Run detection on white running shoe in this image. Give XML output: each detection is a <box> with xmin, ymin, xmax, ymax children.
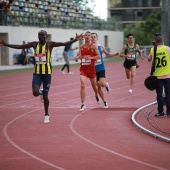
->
<box><xmin>129</xmin><ymin>89</ymin><xmax>133</xmax><ymax>94</ymax></box>
<box><xmin>39</xmin><ymin>89</ymin><xmax>44</xmax><ymax>103</ymax></box>
<box><xmin>106</xmin><ymin>82</ymin><xmax>110</xmax><ymax>94</ymax></box>
<box><xmin>80</xmin><ymin>105</ymin><xmax>86</xmax><ymax>111</ymax></box>
<box><xmin>68</xmin><ymin>72</ymin><xmax>74</xmax><ymax>75</ymax></box>
<box><xmin>61</xmin><ymin>70</ymin><xmax>66</xmax><ymax>74</ymax></box>
<box><xmin>44</xmin><ymin>115</ymin><xmax>50</xmax><ymax>123</ymax></box>
<box><xmin>104</xmin><ymin>102</ymin><xmax>108</xmax><ymax>108</ymax></box>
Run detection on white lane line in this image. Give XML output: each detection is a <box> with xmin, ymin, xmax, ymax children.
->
<box><xmin>0</xmin><ymin>69</ymin><xmax>145</xmax><ymax>98</ymax></box>
<box><xmin>0</xmin><ymin>78</ymin><xmax>147</xmax><ymax>108</ymax></box>
<box><xmin>2</xmin><ymin>63</ymin><xmax>153</xmax><ymax>169</ymax></box>
<box><xmin>3</xmin><ymin>108</ymin><xmax>66</xmax><ymax>170</ymax></box>
<box><xmin>2</xmin><ymin>88</ymin><xmax>141</xmax><ymax>170</ymax></box>
<box><xmin>70</xmin><ymin>113</ymin><xmax>167</xmax><ymax>170</ymax></box>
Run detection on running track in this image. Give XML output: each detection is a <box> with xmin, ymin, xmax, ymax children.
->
<box><xmin>0</xmin><ymin>60</ymin><xmax>170</xmax><ymax>170</ymax></box>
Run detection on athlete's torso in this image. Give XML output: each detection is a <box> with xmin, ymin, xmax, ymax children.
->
<box><xmin>80</xmin><ymin>43</ymin><xmax>96</xmax><ymax>70</ymax></box>
<box><xmin>151</xmin><ymin>45</ymin><xmax>170</xmax><ymax>76</ymax></box>
<box><xmin>64</xmin><ymin>44</ymin><xmax>72</xmax><ymax>52</ymax></box>
<box><xmin>125</xmin><ymin>44</ymin><xmax>137</xmax><ymax>61</ymax></box>
<box><xmin>95</xmin><ymin>45</ymin><xmax>105</xmax><ymax>72</ymax></box>
<box><xmin>34</xmin><ymin>42</ymin><xmax>52</xmax><ymax>74</ymax></box>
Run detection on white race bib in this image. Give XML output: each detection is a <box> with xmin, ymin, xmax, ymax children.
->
<box><xmin>35</xmin><ymin>54</ymin><xmax>46</xmax><ymax>64</ymax></box>
<box><xmin>127</xmin><ymin>52</ymin><xmax>135</xmax><ymax>60</ymax></box>
<box><xmin>95</xmin><ymin>59</ymin><xmax>102</xmax><ymax>65</ymax></box>
<box><xmin>82</xmin><ymin>55</ymin><xmax>91</xmax><ymax>65</ymax></box>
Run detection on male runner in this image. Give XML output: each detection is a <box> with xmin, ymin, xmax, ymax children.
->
<box><xmin>91</xmin><ymin>33</ymin><xmax>119</xmax><ymax>108</ymax></box>
<box><xmin>120</xmin><ymin>33</ymin><xmax>144</xmax><ymax>93</ymax></box>
<box><xmin>0</xmin><ymin>30</ymin><xmax>83</xmax><ymax>123</ymax></box>
<box><xmin>61</xmin><ymin>37</ymin><xmax>79</xmax><ymax>74</ymax></box>
<box><xmin>75</xmin><ymin>31</ymin><xmax>100</xmax><ymax>111</ymax></box>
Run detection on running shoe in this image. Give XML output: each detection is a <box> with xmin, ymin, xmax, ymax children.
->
<box><xmin>155</xmin><ymin>112</ymin><xmax>164</xmax><ymax>118</ymax></box>
<box><xmin>39</xmin><ymin>89</ymin><xmax>44</xmax><ymax>103</ymax></box>
<box><xmin>128</xmin><ymin>89</ymin><xmax>133</xmax><ymax>94</ymax></box>
<box><xmin>105</xmin><ymin>82</ymin><xmax>110</xmax><ymax>94</ymax></box>
<box><xmin>104</xmin><ymin>102</ymin><xmax>108</xmax><ymax>108</ymax></box>
<box><xmin>68</xmin><ymin>72</ymin><xmax>74</xmax><ymax>75</ymax></box>
<box><xmin>61</xmin><ymin>70</ymin><xmax>66</xmax><ymax>74</ymax></box>
<box><xmin>80</xmin><ymin>105</ymin><xmax>86</xmax><ymax>111</ymax></box>
<box><xmin>44</xmin><ymin>115</ymin><xmax>50</xmax><ymax>123</ymax></box>
<box><xmin>95</xmin><ymin>96</ymin><xmax>100</xmax><ymax>104</ymax></box>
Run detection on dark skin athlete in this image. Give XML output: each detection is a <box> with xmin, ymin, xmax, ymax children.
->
<box><xmin>0</xmin><ymin>32</ymin><xmax>84</xmax><ymax>116</ymax></box>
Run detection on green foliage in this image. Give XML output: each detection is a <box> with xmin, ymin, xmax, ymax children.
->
<box><xmin>73</xmin><ymin>0</ymin><xmax>95</xmax><ymax>13</ymax></box>
<box><xmin>123</xmin><ymin>10</ymin><xmax>161</xmax><ymax>45</ymax></box>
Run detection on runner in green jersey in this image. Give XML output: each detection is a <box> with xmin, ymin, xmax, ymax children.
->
<box><xmin>120</xmin><ymin>33</ymin><xmax>144</xmax><ymax>94</ymax></box>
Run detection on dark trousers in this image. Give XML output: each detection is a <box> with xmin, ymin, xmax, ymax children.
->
<box><xmin>156</xmin><ymin>78</ymin><xmax>170</xmax><ymax>114</ymax></box>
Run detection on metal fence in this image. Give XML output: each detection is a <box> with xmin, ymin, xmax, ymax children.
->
<box><xmin>140</xmin><ymin>46</ymin><xmax>152</xmax><ymax>57</ymax></box>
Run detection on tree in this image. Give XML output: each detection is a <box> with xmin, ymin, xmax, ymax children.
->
<box><xmin>73</xmin><ymin>0</ymin><xmax>95</xmax><ymax>13</ymax></box>
<box><xmin>141</xmin><ymin>10</ymin><xmax>161</xmax><ymax>44</ymax></box>
<box><xmin>123</xmin><ymin>10</ymin><xmax>161</xmax><ymax>45</ymax></box>
<box><xmin>73</xmin><ymin>0</ymin><xmax>94</xmax><ymax>5</ymax></box>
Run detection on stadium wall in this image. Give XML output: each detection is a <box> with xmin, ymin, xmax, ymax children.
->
<box><xmin>0</xmin><ymin>26</ymin><xmax>124</xmax><ymax>65</ymax></box>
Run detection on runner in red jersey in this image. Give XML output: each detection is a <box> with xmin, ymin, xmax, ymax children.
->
<box><xmin>80</xmin><ymin>43</ymin><xmax>96</xmax><ymax>78</ymax></box>
<box><xmin>75</xmin><ymin>31</ymin><xmax>100</xmax><ymax>111</ymax></box>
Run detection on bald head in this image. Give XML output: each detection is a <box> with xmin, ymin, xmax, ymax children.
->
<box><xmin>155</xmin><ymin>36</ymin><xmax>163</xmax><ymax>45</ymax></box>
<box><xmin>38</xmin><ymin>30</ymin><xmax>47</xmax><ymax>38</ymax></box>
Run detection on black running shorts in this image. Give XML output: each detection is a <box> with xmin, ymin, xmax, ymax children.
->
<box><xmin>96</xmin><ymin>70</ymin><xmax>105</xmax><ymax>82</ymax></box>
<box><xmin>123</xmin><ymin>60</ymin><xmax>137</xmax><ymax>69</ymax></box>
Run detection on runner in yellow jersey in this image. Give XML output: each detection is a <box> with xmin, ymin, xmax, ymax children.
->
<box><xmin>0</xmin><ymin>30</ymin><xmax>83</xmax><ymax>123</ymax></box>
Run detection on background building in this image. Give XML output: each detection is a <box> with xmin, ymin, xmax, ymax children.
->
<box><xmin>107</xmin><ymin>0</ymin><xmax>161</xmax><ymax>28</ymax></box>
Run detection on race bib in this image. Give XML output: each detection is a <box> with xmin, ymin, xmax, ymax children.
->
<box><xmin>82</xmin><ymin>55</ymin><xmax>91</xmax><ymax>65</ymax></box>
<box><xmin>35</xmin><ymin>53</ymin><xmax>46</xmax><ymax>64</ymax></box>
<box><xmin>95</xmin><ymin>59</ymin><xmax>102</xmax><ymax>65</ymax></box>
<box><xmin>127</xmin><ymin>52</ymin><xmax>135</xmax><ymax>60</ymax></box>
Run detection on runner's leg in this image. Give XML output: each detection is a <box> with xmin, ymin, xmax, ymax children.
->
<box><xmin>80</xmin><ymin>75</ymin><xmax>87</xmax><ymax>105</ymax></box>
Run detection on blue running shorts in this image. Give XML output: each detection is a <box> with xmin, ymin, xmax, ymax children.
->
<box><xmin>32</xmin><ymin>73</ymin><xmax>51</xmax><ymax>92</ymax></box>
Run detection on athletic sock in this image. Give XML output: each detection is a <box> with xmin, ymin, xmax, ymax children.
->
<box><xmin>66</xmin><ymin>64</ymin><xmax>70</xmax><ymax>73</ymax></box>
<box><xmin>61</xmin><ymin>64</ymin><xmax>67</xmax><ymax>71</ymax></box>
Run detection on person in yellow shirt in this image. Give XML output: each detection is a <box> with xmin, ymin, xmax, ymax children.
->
<box><xmin>0</xmin><ymin>30</ymin><xmax>83</xmax><ymax>123</ymax></box>
<box><xmin>148</xmin><ymin>36</ymin><xmax>170</xmax><ymax>117</ymax></box>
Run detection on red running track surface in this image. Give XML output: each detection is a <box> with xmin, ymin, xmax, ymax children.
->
<box><xmin>0</xmin><ymin>60</ymin><xmax>170</xmax><ymax>170</ymax></box>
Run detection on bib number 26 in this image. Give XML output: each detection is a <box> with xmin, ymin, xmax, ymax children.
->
<box><xmin>156</xmin><ymin>56</ymin><xmax>167</xmax><ymax>68</ymax></box>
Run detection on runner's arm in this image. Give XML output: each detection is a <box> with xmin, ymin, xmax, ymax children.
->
<box><xmin>0</xmin><ymin>41</ymin><xmax>35</xmax><ymax>49</ymax></box>
<box><xmin>102</xmin><ymin>46</ymin><xmax>119</xmax><ymax>57</ymax></box>
<box><xmin>86</xmin><ymin>44</ymin><xmax>100</xmax><ymax>60</ymax></box>
<box><xmin>50</xmin><ymin>33</ymin><xmax>83</xmax><ymax>48</ymax></box>
<box><xmin>120</xmin><ymin>45</ymin><xmax>127</xmax><ymax>58</ymax></box>
<box><xmin>136</xmin><ymin>44</ymin><xmax>144</xmax><ymax>60</ymax></box>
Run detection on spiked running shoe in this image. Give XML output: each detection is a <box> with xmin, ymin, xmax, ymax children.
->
<box><xmin>44</xmin><ymin>115</ymin><xmax>50</xmax><ymax>123</ymax></box>
<box><xmin>80</xmin><ymin>105</ymin><xmax>86</xmax><ymax>111</ymax></box>
<box><xmin>61</xmin><ymin>70</ymin><xmax>66</xmax><ymax>74</ymax></box>
<box><xmin>104</xmin><ymin>102</ymin><xmax>108</xmax><ymax>108</ymax></box>
<box><xmin>128</xmin><ymin>89</ymin><xmax>133</xmax><ymax>94</ymax></box>
<box><xmin>105</xmin><ymin>82</ymin><xmax>110</xmax><ymax>94</ymax></box>
<box><xmin>68</xmin><ymin>72</ymin><xmax>74</xmax><ymax>75</ymax></box>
